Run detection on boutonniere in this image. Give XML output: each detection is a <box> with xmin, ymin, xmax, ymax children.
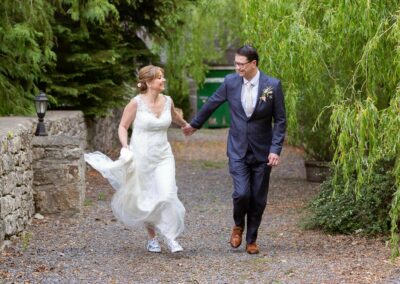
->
<box><xmin>260</xmin><ymin>86</ymin><xmax>274</xmax><ymax>102</ymax></box>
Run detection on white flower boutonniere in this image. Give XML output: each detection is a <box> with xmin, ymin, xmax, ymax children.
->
<box><xmin>260</xmin><ymin>86</ymin><xmax>274</xmax><ymax>102</ymax></box>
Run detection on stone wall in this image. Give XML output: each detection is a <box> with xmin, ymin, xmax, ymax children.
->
<box><xmin>0</xmin><ymin>111</ymin><xmax>89</xmax><ymax>248</ymax></box>
<box><xmin>0</xmin><ymin>118</ymin><xmax>36</xmax><ymax>249</ymax></box>
<box><xmin>85</xmin><ymin>109</ymin><xmax>122</xmax><ymax>153</ymax></box>
<box><xmin>32</xmin><ymin>135</ymin><xmax>85</xmax><ymax>216</ymax></box>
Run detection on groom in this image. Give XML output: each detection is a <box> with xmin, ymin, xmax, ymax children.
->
<box><xmin>183</xmin><ymin>45</ymin><xmax>286</xmax><ymax>254</ymax></box>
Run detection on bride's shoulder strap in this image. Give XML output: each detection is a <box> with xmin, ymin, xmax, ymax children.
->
<box><xmin>165</xmin><ymin>95</ymin><xmax>172</xmax><ymax>106</ymax></box>
<box><xmin>133</xmin><ymin>95</ymin><xmax>143</xmax><ymax>108</ymax></box>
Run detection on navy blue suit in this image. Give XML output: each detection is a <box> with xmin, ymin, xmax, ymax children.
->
<box><xmin>191</xmin><ymin>71</ymin><xmax>286</xmax><ymax>243</ymax></box>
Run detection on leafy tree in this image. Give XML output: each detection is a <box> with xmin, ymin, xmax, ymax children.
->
<box><xmin>0</xmin><ymin>0</ymin><xmax>55</xmax><ymax>115</ymax></box>
<box><xmin>45</xmin><ymin>0</ymin><xmax>189</xmax><ymax>116</ymax></box>
<box><xmin>156</xmin><ymin>0</ymin><xmax>243</xmax><ymax>116</ymax></box>
<box><xmin>316</xmin><ymin>1</ymin><xmax>400</xmax><ymax>258</ymax></box>
<box><xmin>0</xmin><ymin>0</ymin><xmax>194</xmax><ymax>116</ymax></box>
<box><xmin>241</xmin><ymin>0</ymin><xmax>400</xmax><ymax>257</ymax></box>
<box><xmin>240</xmin><ymin>0</ymin><xmax>398</xmax><ymax>161</ymax></box>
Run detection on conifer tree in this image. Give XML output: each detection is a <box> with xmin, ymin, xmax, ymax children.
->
<box><xmin>45</xmin><ymin>0</ymin><xmax>191</xmax><ymax>116</ymax></box>
<box><xmin>0</xmin><ymin>0</ymin><xmax>55</xmax><ymax>115</ymax></box>
<box><xmin>0</xmin><ymin>0</ymin><xmax>193</xmax><ymax>116</ymax></box>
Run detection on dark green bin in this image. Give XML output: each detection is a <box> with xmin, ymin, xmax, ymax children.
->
<box><xmin>197</xmin><ymin>67</ymin><xmax>235</xmax><ymax>128</ymax></box>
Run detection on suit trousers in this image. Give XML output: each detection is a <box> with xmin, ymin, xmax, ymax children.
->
<box><xmin>229</xmin><ymin>148</ymin><xmax>272</xmax><ymax>244</ymax></box>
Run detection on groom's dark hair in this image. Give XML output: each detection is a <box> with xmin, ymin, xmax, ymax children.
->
<box><xmin>236</xmin><ymin>45</ymin><xmax>259</xmax><ymax>66</ymax></box>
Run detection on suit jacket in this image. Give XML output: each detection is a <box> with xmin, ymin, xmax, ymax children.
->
<box><xmin>190</xmin><ymin>71</ymin><xmax>286</xmax><ymax>162</ymax></box>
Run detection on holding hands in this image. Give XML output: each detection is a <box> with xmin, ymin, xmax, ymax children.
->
<box><xmin>182</xmin><ymin>123</ymin><xmax>197</xmax><ymax>136</ymax></box>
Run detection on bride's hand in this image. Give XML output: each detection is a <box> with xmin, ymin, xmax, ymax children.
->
<box><xmin>182</xmin><ymin>123</ymin><xmax>196</xmax><ymax>136</ymax></box>
<box><xmin>120</xmin><ymin>147</ymin><xmax>133</xmax><ymax>162</ymax></box>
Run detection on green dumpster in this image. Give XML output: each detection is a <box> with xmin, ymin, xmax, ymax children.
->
<box><xmin>197</xmin><ymin>67</ymin><xmax>235</xmax><ymax>128</ymax></box>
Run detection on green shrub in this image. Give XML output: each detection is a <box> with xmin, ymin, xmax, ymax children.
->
<box><xmin>304</xmin><ymin>160</ymin><xmax>396</xmax><ymax>235</ymax></box>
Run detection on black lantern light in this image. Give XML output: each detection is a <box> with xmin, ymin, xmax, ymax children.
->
<box><xmin>34</xmin><ymin>91</ymin><xmax>49</xmax><ymax>136</ymax></box>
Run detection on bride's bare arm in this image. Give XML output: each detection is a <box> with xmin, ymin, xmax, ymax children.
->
<box><xmin>170</xmin><ymin>99</ymin><xmax>188</xmax><ymax>128</ymax></box>
<box><xmin>118</xmin><ymin>99</ymin><xmax>138</xmax><ymax>148</ymax></box>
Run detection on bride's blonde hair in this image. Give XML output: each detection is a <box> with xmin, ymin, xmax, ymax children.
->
<box><xmin>136</xmin><ymin>65</ymin><xmax>164</xmax><ymax>93</ymax></box>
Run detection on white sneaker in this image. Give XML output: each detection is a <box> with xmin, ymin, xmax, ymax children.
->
<box><xmin>166</xmin><ymin>239</ymin><xmax>183</xmax><ymax>253</ymax></box>
<box><xmin>147</xmin><ymin>238</ymin><xmax>161</xmax><ymax>253</ymax></box>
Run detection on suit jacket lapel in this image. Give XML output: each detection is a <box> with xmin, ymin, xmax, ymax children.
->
<box><xmin>253</xmin><ymin>72</ymin><xmax>268</xmax><ymax>113</ymax></box>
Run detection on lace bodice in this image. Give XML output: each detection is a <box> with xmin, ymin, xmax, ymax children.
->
<box><xmin>133</xmin><ymin>95</ymin><xmax>172</xmax><ymax>131</ymax></box>
<box><xmin>130</xmin><ymin>95</ymin><xmax>173</xmax><ymax>161</ymax></box>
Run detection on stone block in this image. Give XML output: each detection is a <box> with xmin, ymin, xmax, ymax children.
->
<box><xmin>21</xmin><ymin>191</ymin><xmax>35</xmax><ymax>218</ymax></box>
<box><xmin>34</xmin><ymin>184</ymin><xmax>82</xmax><ymax>216</ymax></box>
<box><xmin>33</xmin><ymin>164</ymin><xmax>66</xmax><ymax>186</ymax></box>
<box><xmin>85</xmin><ymin>108</ymin><xmax>121</xmax><ymax>153</ymax></box>
<box><xmin>0</xmin><ymin>178</ymin><xmax>4</xmax><ymax>195</ymax></box>
<box><xmin>22</xmin><ymin>170</ymin><xmax>33</xmax><ymax>187</ymax></box>
<box><xmin>20</xmin><ymin>185</ymin><xmax>29</xmax><ymax>195</ymax></box>
<box><xmin>2</xmin><ymin>154</ymin><xmax>14</xmax><ymax>174</ymax></box>
<box><xmin>1</xmin><ymin>172</ymin><xmax>17</xmax><ymax>196</ymax></box>
<box><xmin>4</xmin><ymin>214</ymin><xmax>17</xmax><ymax>236</ymax></box>
<box><xmin>14</xmin><ymin>166</ymin><xmax>24</xmax><ymax>186</ymax></box>
<box><xmin>32</xmin><ymin>135</ymin><xmax>85</xmax><ymax>216</ymax></box>
<box><xmin>0</xmin><ymin>220</ymin><xmax>6</xmax><ymax>245</ymax></box>
<box><xmin>8</xmin><ymin>135</ymin><xmax>22</xmax><ymax>154</ymax></box>
<box><xmin>16</xmin><ymin>215</ymin><xmax>24</xmax><ymax>232</ymax></box>
<box><xmin>32</xmin><ymin>147</ymin><xmax>45</xmax><ymax>161</ymax></box>
<box><xmin>0</xmin><ymin>156</ymin><xmax>3</xmax><ymax>176</ymax></box>
<box><xmin>0</xmin><ymin>195</ymin><xmax>15</xmax><ymax>219</ymax></box>
<box><xmin>13</xmin><ymin>152</ymin><xmax>21</xmax><ymax>167</ymax></box>
<box><xmin>25</xmin><ymin>149</ymin><xmax>33</xmax><ymax>165</ymax></box>
<box><xmin>1</xmin><ymin>139</ymin><xmax>8</xmax><ymax>153</ymax></box>
<box><xmin>0</xmin><ymin>221</ymin><xmax>5</xmax><ymax>249</ymax></box>
<box><xmin>20</xmin><ymin>131</ymin><xmax>32</xmax><ymax>150</ymax></box>
<box><xmin>14</xmin><ymin>188</ymin><xmax>23</xmax><ymax>209</ymax></box>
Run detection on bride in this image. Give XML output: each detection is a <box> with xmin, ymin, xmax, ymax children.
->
<box><xmin>84</xmin><ymin>65</ymin><xmax>189</xmax><ymax>253</ymax></box>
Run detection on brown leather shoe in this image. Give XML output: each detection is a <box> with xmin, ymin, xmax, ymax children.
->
<box><xmin>230</xmin><ymin>226</ymin><xmax>243</xmax><ymax>248</ymax></box>
<box><xmin>246</xmin><ymin>243</ymin><xmax>259</xmax><ymax>254</ymax></box>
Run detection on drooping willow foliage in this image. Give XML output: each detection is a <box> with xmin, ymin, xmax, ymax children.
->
<box><xmin>240</xmin><ymin>0</ymin><xmax>399</xmax><ymax>161</ymax></box>
<box><xmin>157</xmin><ymin>0</ymin><xmax>243</xmax><ymax>116</ymax></box>
<box><xmin>330</xmin><ymin>91</ymin><xmax>400</xmax><ymax>258</ymax></box>
<box><xmin>321</xmin><ymin>4</ymin><xmax>400</xmax><ymax>258</ymax></box>
<box><xmin>241</xmin><ymin>0</ymin><xmax>400</xmax><ymax>257</ymax></box>
<box><xmin>240</xmin><ymin>0</ymin><xmax>332</xmax><ymax>159</ymax></box>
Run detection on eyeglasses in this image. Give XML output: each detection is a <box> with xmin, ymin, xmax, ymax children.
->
<box><xmin>234</xmin><ymin>61</ymin><xmax>251</xmax><ymax>68</ymax></box>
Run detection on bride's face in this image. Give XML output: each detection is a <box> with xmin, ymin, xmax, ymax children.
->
<box><xmin>148</xmin><ymin>71</ymin><xmax>166</xmax><ymax>93</ymax></box>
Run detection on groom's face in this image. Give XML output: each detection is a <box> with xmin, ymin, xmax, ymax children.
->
<box><xmin>234</xmin><ymin>55</ymin><xmax>257</xmax><ymax>79</ymax></box>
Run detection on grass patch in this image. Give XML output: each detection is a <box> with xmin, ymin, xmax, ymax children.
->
<box><xmin>98</xmin><ymin>192</ymin><xmax>106</xmax><ymax>201</ymax></box>
<box><xmin>21</xmin><ymin>231</ymin><xmax>32</xmax><ymax>251</ymax></box>
<box><xmin>201</xmin><ymin>160</ymin><xmax>226</xmax><ymax>170</ymax></box>
<box><xmin>84</xmin><ymin>198</ymin><xmax>93</xmax><ymax>206</ymax></box>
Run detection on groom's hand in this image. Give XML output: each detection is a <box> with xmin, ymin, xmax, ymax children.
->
<box><xmin>182</xmin><ymin>124</ymin><xmax>197</xmax><ymax>136</ymax></box>
<box><xmin>267</xmin><ymin>153</ymin><xmax>280</xmax><ymax>166</ymax></box>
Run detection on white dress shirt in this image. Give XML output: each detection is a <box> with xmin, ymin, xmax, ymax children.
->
<box><xmin>241</xmin><ymin>70</ymin><xmax>260</xmax><ymax>115</ymax></box>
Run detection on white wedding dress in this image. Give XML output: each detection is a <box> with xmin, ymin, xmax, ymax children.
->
<box><xmin>84</xmin><ymin>95</ymin><xmax>185</xmax><ymax>241</ymax></box>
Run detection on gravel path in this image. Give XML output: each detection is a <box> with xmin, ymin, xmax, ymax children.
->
<box><xmin>1</xmin><ymin>128</ymin><xmax>400</xmax><ymax>283</ymax></box>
